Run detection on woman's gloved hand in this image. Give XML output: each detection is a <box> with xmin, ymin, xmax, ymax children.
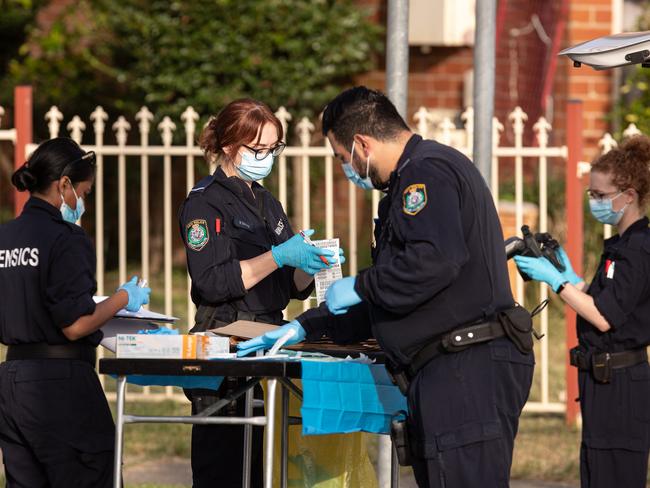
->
<box><xmin>236</xmin><ymin>320</ymin><xmax>306</xmax><ymax>357</ymax></box>
<box><xmin>117</xmin><ymin>276</ymin><xmax>152</xmax><ymax>312</ymax></box>
<box><xmin>271</xmin><ymin>229</ymin><xmax>336</xmax><ymax>275</ymax></box>
<box><xmin>557</xmin><ymin>246</ymin><xmax>583</xmax><ymax>285</ymax></box>
<box><xmin>325</xmin><ymin>276</ymin><xmax>362</xmax><ymax>315</ymax></box>
<box><xmin>513</xmin><ymin>256</ymin><xmax>567</xmax><ymax>292</ymax></box>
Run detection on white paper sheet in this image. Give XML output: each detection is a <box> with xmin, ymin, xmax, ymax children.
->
<box><xmin>312</xmin><ymin>238</ymin><xmax>342</xmax><ymax>305</ymax></box>
<box><xmin>93</xmin><ymin>296</ymin><xmax>179</xmax><ymax>322</ymax></box>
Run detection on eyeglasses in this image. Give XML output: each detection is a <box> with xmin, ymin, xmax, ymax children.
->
<box><xmin>242</xmin><ymin>142</ymin><xmax>286</xmax><ymax>160</ymax></box>
<box><xmin>586</xmin><ymin>189</ymin><xmax>622</xmax><ymax>202</ymax></box>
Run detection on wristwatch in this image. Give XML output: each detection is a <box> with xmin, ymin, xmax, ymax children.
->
<box><xmin>555</xmin><ymin>281</ymin><xmax>569</xmax><ymax>294</ymax></box>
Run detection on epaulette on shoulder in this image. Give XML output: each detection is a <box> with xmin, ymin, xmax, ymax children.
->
<box><xmin>189</xmin><ymin>175</ymin><xmax>215</xmax><ymax>196</ymax></box>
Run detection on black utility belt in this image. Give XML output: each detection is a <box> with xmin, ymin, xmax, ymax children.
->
<box><xmin>387</xmin><ymin>320</ymin><xmax>508</xmax><ymax>396</ymax></box>
<box><xmin>570</xmin><ymin>347</ymin><xmax>648</xmax><ymax>384</ymax></box>
<box><xmin>6</xmin><ymin>343</ymin><xmax>96</xmax><ymax>366</ymax></box>
<box><xmin>386</xmin><ymin>305</ymin><xmax>535</xmax><ymax>395</ymax></box>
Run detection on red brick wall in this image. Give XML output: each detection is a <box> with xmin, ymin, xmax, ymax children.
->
<box><xmin>355</xmin><ymin>0</ymin><xmax>473</xmax><ymax>127</ymax></box>
<box><xmin>356</xmin><ymin>0</ymin><xmax>614</xmax><ymax>165</ymax></box>
<box><xmin>553</xmin><ymin>1</ymin><xmax>614</xmax><ymax>163</ymax></box>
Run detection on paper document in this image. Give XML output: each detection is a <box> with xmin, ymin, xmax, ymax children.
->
<box><xmin>93</xmin><ymin>296</ymin><xmax>178</xmax><ymax>322</ymax></box>
<box><xmin>312</xmin><ymin>238</ymin><xmax>343</xmax><ymax>305</ymax></box>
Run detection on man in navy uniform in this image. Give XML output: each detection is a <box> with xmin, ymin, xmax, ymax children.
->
<box><xmin>240</xmin><ymin>86</ymin><xmax>535</xmax><ymax>487</ymax></box>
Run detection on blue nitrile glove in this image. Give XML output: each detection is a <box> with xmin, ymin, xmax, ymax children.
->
<box><xmin>513</xmin><ymin>256</ymin><xmax>567</xmax><ymax>293</ymax></box>
<box><xmin>236</xmin><ymin>320</ymin><xmax>306</xmax><ymax>357</ymax></box>
<box><xmin>137</xmin><ymin>327</ymin><xmax>178</xmax><ymax>335</ymax></box>
<box><xmin>337</xmin><ymin>248</ymin><xmax>346</xmax><ymax>266</ymax></box>
<box><xmin>118</xmin><ymin>276</ymin><xmax>152</xmax><ymax>312</ymax></box>
<box><xmin>557</xmin><ymin>246</ymin><xmax>583</xmax><ymax>285</ymax></box>
<box><xmin>325</xmin><ymin>276</ymin><xmax>362</xmax><ymax>315</ymax></box>
<box><xmin>271</xmin><ymin>229</ymin><xmax>336</xmax><ymax>275</ymax></box>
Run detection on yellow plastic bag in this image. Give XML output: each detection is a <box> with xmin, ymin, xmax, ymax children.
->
<box><xmin>264</xmin><ymin>380</ymin><xmax>378</xmax><ymax>488</ymax></box>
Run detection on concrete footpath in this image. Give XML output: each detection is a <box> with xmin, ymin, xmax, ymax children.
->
<box><xmin>123</xmin><ymin>456</ymin><xmax>579</xmax><ymax>487</ymax></box>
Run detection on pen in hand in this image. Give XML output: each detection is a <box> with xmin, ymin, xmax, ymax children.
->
<box><xmin>299</xmin><ymin>230</ymin><xmax>331</xmax><ymax>266</ymax></box>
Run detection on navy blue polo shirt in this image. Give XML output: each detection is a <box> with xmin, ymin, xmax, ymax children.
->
<box><xmin>0</xmin><ymin>197</ymin><xmax>99</xmax><ymax>345</ymax></box>
<box><xmin>299</xmin><ymin>134</ymin><xmax>515</xmax><ymax>366</ymax></box>
<box><xmin>578</xmin><ymin>216</ymin><xmax>650</xmax><ymax>351</ymax></box>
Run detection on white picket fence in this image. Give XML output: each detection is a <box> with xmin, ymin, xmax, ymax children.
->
<box><xmin>1</xmin><ymin>101</ymin><xmax>640</xmax><ymax>409</ymax></box>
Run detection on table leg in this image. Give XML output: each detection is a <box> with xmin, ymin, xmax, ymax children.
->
<box><xmin>242</xmin><ymin>379</ymin><xmax>253</xmax><ymax>488</ymax></box>
<box><xmin>281</xmin><ymin>384</ymin><xmax>289</xmax><ymax>488</ymax></box>
<box><xmin>113</xmin><ymin>375</ymin><xmax>127</xmax><ymax>488</ymax></box>
<box><xmin>264</xmin><ymin>379</ymin><xmax>277</xmax><ymax>488</ymax></box>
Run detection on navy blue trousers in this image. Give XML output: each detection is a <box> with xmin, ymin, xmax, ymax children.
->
<box><xmin>0</xmin><ymin>359</ymin><xmax>115</xmax><ymax>488</ymax></box>
<box><xmin>578</xmin><ymin>362</ymin><xmax>650</xmax><ymax>488</ymax></box>
<box><xmin>407</xmin><ymin>338</ymin><xmax>534</xmax><ymax>488</ymax></box>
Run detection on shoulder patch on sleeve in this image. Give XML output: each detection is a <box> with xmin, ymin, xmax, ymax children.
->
<box><xmin>186</xmin><ymin>219</ymin><xmax>209</xmax><ymax>251</ymax></box>
<box><xmin>402</xmin><ymin>183</ymin><xmax>427</xmax><ymax>215</ymax></box>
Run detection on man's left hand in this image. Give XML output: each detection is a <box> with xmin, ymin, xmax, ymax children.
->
<box><xmin>325</xmin><ymin>276</ymin><xmax>362</xmax><ymax>315</ymax></box>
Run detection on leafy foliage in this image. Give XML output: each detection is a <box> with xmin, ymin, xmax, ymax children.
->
<box><xmin>612</xmin><ymin>3</ymin><xmax>650</xmax><ymax>137</ymax></box>
<box><xmin>3</xmin><ymin>0</ymin><xmax>382</xmax><ymax>121</ymax></box>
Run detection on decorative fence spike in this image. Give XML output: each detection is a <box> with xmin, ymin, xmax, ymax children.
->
<box><xmin>158</xmin><ymin>116</ymin><xmax>176</xmax><ymax>146</ymax></box>
<box><xmin>45</xmin><ymin>106</ymin><xmax>64</xmax><ymax>138</ymax></box>
<box><xmin>598</xmin><ymin>133</ymin><xmax>617</xmax><ymax>153</ymax></box>
<box><xmin>509</xmin><ymin>106</ymin><xmax>528</xmax><ymax>137</ymax></box>
<box><xmin>533</xmin><ymin>117</ymin><xmax>552</xmax><ymax>147</ymax></box>
<box><xmin>181</xmin><ymin>106</ymin><xmax>199</xmax><ymax>140</ymax></box>
<box><xmin>414</xmin><ymin>106</ymin><xmax>430</xmax><ymax>138</ymax></box>
<box><xmin>67</xmin><ymin>116</ymin><xmax>86</xmax><ymax>143</ymax></box>
<box><xmin>275</xmin><ymin>106</ymin><xmax>292</xmax><ymax>139</ymax></box>
<box><xmin>461</xmin><ymin>107</ymin><xmax>474</xmax><ymax>151</ymax></box>
<box><xmin>623</xmin><ymin>123</ymin><xmax>642</xmax><ymax>138</ymax></box>
<box><xmin>438</xmin><ymin>117</ymin><xmax>456</xmax><ymax>146</ymax></box>
<box><xmin>90</xmin><ymin>106</ymin><xmax>109</xmax><ymax>136</ymax></box>
<box><xmin>492</xmin><ymin>117</ymin><xmax>504</xmax><ymax>148</ymax></box>
<box><xmin>112</xmin><ymin>116</ymin><xmax>131</xmax><ymax>146</ymax></box>
<box><xmin>136</xmin><ymin>106</ymin><xmax>154</xmax><ymax>135</ymax></box>
<box><xmin>296</xmin><ymin>117</ymin><xmax>314</xmax><ymax>146</ymax></box>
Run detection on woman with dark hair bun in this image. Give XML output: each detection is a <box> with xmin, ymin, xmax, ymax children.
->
<box><xmin>180</xmin><ymin>99</ymin><xmax>344</xmax><ymax>487</ymax></box>
<box><xmin>0</xmin><ymin>137</ymin><xmax>151</xmax><ymax>487</ymax></box>
<box><xmin>515</xmin><ymin>135</ymin><xmax>650</xmax><ymax>488</ymax></box>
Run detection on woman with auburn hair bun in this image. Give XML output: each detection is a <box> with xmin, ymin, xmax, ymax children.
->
<box><xmin>179</xmin><ymin>98</ymin><xmax>345</xmax><ymax>487</ymax></box>
<box><xmin>0</xmin><ymin>137</ymin><xmax>151</xmax><ymax>487</ymax></box>
<box><xmin>515</xmin><ymin>135</ymin><xmax>650</xmax><ymax>488</ymax></box>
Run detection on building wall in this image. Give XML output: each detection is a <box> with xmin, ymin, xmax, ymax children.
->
<box><xmin>356</xmin><ymin>0</ymin><xmax>616</xmax><ymax>164</ymax></box>
<box><xmin>547</xmin><ymin>0</ymin><xmax>614</xmax><ymax>162</ymax></box>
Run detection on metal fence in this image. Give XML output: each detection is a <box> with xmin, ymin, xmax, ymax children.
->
<box><xmin>1</xmin><ymin>98</ymin><xmax>635</xmax><ymax>410</ymax></box>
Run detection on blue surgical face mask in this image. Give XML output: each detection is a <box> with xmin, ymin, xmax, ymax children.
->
<box><xmin>60</xmin><ymin>183</ymin><xmax>85</xmax><ymax>224</ymax></box>
<box><xmin>342</xmin><ymin>141</ymin><xmax>374</xmax><ymax>190</ymax></box>
<box><xmin>236</xmin><ymin>150</ymin><xmax>274</xmax><ymax>182</ymax></box>
<box><xmin>589</xmin><ymin>192</ymin><xmax>628</xmax><ymax>225</ymax></box>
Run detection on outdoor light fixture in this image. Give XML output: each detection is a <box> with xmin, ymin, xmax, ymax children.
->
<box><xmin>559</xmin><ymin>31</ymin><xmax>650</xmax><ymax>70</ymax></box>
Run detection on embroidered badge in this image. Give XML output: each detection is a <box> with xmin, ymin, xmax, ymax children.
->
<box><xmin>605</xmin><ymin>260</ymin><xmax>615</xmax><ymax>279</ymax></box>
<box><xmin>186</xmin><ymin>219</ymin><xmax>209</xmax><ymax>251</ymax></box>
<box><xmin>403</xmin><ymin>183</ymin><xmax>427</xmax><ymax>215</ymax></box>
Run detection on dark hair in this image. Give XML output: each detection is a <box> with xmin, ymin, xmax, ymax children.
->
<box><xmin>199</xmin><ymin>98</ymin><xmax>284</xmax><ymax>164</ymax></box>
<box><xmin>321</xmin><ymin>86</ymin><xmax>410</xmax><ymax>148</ymax></box>
<box><xmin>591</xmin><ymin>135</ymin><xmax>650</xmax><ymax>208</ymax></box>
<box><xmin>11</xmin><ymin>137</ymin><xmax>95</xmax><ymax>193</ymax></box>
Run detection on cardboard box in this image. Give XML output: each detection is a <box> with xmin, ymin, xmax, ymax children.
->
<box><xmin>208</xmin><ymin>320</ymin><xmax>278</xmax><ymax>339</ymax></box>
<box><xmin>116</xmin><ymin>334</ymin><xmax>230</xmax><ymax>359</ymax></box>
<box><xmin>197</xmin><ymin>335</ymin><xmax>231</xmax><ymax>359</ymax></box>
